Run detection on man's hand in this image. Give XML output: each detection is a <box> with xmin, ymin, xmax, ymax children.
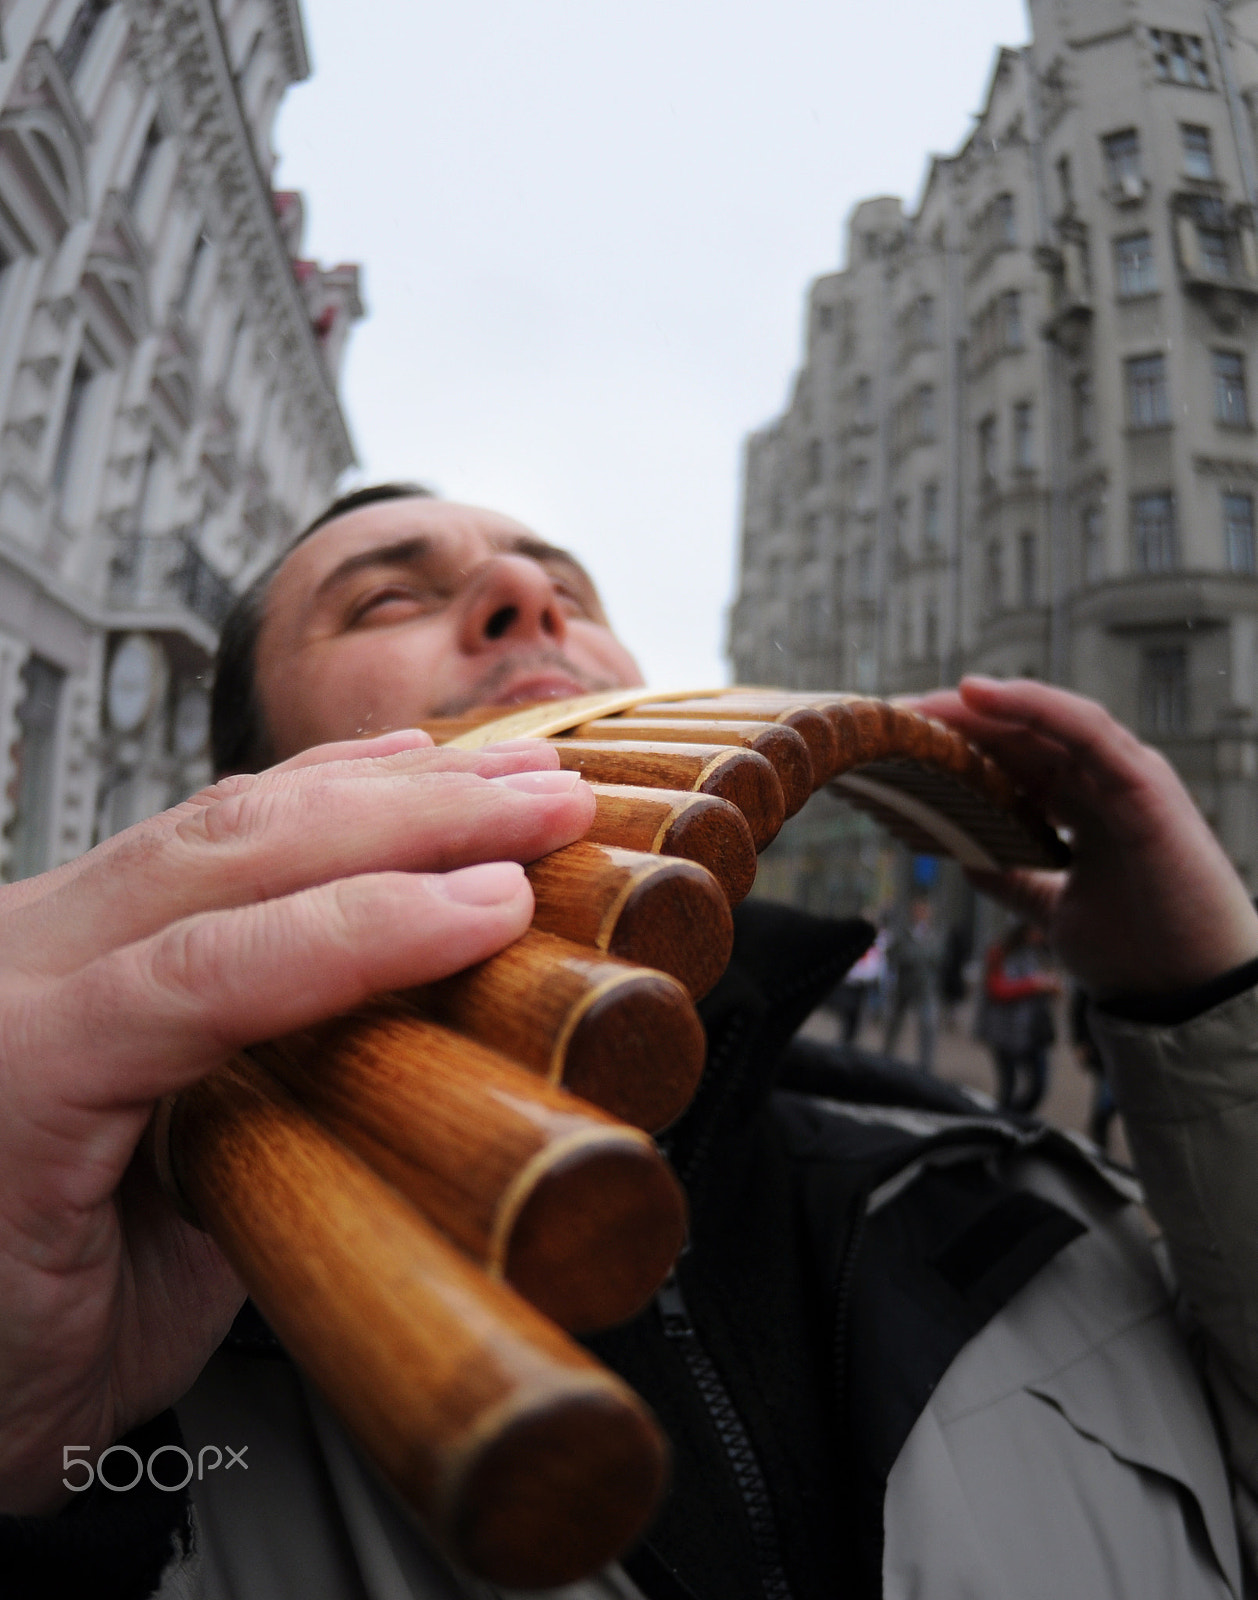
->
<box><xmin>915</xmin><ymin>677</ymin><xmax>1258</xmax><ymax>999</ymax></box>
<box><xmin>0</xmin><ymin>730</ymin><xmax>593</xmax><ymax>1516</ymax></box>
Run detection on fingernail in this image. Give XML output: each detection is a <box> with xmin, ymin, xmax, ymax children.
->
<box><xmin>490</xmin><ymin>769</ymin><xmax>584</xmax><ymax>794</ymax></box>
<box><xmin>434</xmin><ymin>861</ymin><xmax>527</xmax><ymax>905</ymax></box>
<box><xmin>481</xmin><ymin>737</ymin><xmax>553</xmax><ymax>752</ymax></box>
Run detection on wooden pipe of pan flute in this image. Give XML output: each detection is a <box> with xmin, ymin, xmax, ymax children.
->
<box><xmin>626</xmin><ymin>700</ymin><xmax>840</xmax><ymax>786</ymax></box>
<box><xmin>251</xmin><ymin>1005</ymin><xmax>689</xmax><ymax>1333</ymax></box>
<box><xmin>526</xmin><ymin>841</ymin><xmax>734</xmax><ymax>999</ymax></box>
<box><xmin>585</xmin><ymin>783</ymin><xmax>757</xmax><ymax>904</ymax></box>
<box><xmin>413</xmin><ymin>928</ymin><xmax>707</xmax><ymax>1133</ymax></box>
<box><xmin>552</xmin><ymin>740</ymin><xmax>786</xmax><ymax>849</ymax></box>
<box><xmin>167</xmin><ymin>1059</ymin><xmax>669</xmax><ymax>1588</ymax></box>
<box><xmin>568</xmin><ymin>717</ymin><xmax>814</xmax><ymax>817</ymax></box>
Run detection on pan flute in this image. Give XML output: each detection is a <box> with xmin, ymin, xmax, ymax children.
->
<box><xmin>158</xmin><ymin>689</ymin><xmax>1067</xmax><ymax>1587</ymax></box>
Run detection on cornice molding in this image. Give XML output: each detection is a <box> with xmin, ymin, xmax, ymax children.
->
<box><xmin>125</xmin><ymin>0</ymin><xmax>354</xmax><ymax>474</ymax></box>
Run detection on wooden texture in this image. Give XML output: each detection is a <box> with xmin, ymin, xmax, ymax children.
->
<box><xmin>414</xmin><ymin>928</ymin><xmax>707</xmax><ymax>1132</ymax></box>
<box><xmin>586</xmin><ymin>783</ymin><xmax>757</xmax><ymax>904</ymax></box>
<box><xmin>252</xmin><ymin>1006</ymin><xmax>688</xmax><ymax>1332</ymax></box>
<box><xmin>569</xmin><ymin>717</ymin><xmax>814</xmax><ymax>818</ymax></box>
<box><xmin>526</xmin><ymin>841</ymin><xmax>733</xmax><ymax>998</ymax></box>
<box><xmin>551</xmin><ymin>740</ymin><xmax>785</xmax><ymax>849</ymax></box>
<box><xmin>629</xmin><ymin>700</ymin><xmax>840</xmax><ymax>785</ymax></box>
<box><xmin>171</xmin><ymin>1059</ymin><xmax>668</xmax><ymax>1587</ymax></box>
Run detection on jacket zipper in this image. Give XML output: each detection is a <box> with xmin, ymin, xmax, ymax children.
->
<box><xmin>657</xmin><ymin>1272</ymin><xmax>795</xmax><ymax>1600</ymax></box>
<box><xmin>830</xmin><ymin>1205</ymin><xmax>868</xmax><ymax>1420</ymax></box>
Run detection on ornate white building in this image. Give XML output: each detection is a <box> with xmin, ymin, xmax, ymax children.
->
<box><xmin>0</xmin><ymin>0</ymin><xmax>360</xmax><ymax>877</ymax></box>
<box><xmin>732</xmin><ymin>0</ymin><xmax>1258</xmax><ymax>892</ymax></box>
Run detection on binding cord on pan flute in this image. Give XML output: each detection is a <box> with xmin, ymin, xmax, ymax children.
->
<box><xmin>152</xmin><ymin>687</ymin><xmax>1068</xmax><ymax>1589</ymax></box>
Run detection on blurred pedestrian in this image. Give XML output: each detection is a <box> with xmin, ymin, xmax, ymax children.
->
<box><xmin>832</xmin><ymin>923</ymin><xmax>885</xmax><ymax>1043</ymax></box>
<box><xmin>1071</xmin><ymin>984</ymin><xmax>1118</xmax><ymax>1152</ymax></box>
<box><xmin>976</xmin><ymin>921</ymin><xmax>1061</xmax><ymax>1113</ymax></box>
<box><xmin>883</xmin><ymin>896</ymin><xmax>943</xmax><ymax>1071</ymax></box>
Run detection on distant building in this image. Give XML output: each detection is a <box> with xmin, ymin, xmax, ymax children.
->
<box><xmin>731</xmin><ymin>0</ymin><xmax>1258</xmax><ymax>888</ymax></box>
<box><xmin>0</xmin><ymin>0</ymin><xmax>361</xmax><ymax>876</ymax></box>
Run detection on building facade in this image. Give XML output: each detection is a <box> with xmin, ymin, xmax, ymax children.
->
<box><xmin>731</xmin><ymin>0</ymin><xmax>1258</xmax><ymax>888</ymax></box>
<box><xmin>0</xmin><ymin>0</ymin><xmax>360</xmax><ymax>877</ymax></box>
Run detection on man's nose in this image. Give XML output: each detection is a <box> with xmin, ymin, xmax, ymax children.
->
<box><xmin>458</xmin><ymin>555</ymin><xmax>569</xmax><ymax>652</ymax></box>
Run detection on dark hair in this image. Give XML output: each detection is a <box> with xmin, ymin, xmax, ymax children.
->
<box><xmin>209</xmin><ymin>481</ymin><xmax>434</xmax><ymax>776</ymax></box>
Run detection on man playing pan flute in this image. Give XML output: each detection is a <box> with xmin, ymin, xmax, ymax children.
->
<box><xmin>4</xmin><ymin>484</ymin><xmax>1258</xmax><ymax>1599</ymax></box>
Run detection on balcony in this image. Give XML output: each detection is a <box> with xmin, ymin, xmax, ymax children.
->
<box><xmin>109</xmin><ymin>528</ymin><xmax>235</xmax><ymax>634</ymax></box>
<box><xmin>1172</xmin><ymin>194</ymin><xmax>1258</xmax><ymax>326</ymax></box>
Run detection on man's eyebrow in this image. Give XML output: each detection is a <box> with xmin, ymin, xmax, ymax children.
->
<box><xmin>312</xmin><ymin>537</ymin><xmax>432</xmax><ymax>600</ymax></box>
<box><xmin>504</xmin><ymin>536</ymin><xmax>588</xmax><ymax>574</ymax></box>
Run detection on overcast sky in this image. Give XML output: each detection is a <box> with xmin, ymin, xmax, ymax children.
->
<box><xmin>273</xmin><ymin>0</ymin><xmax>1030</xmax><ymax>687</ymax></box>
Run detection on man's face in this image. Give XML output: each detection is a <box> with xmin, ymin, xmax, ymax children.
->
<box><xmin>254</xmin><ymin>497</ymin><xmax>644</xmax><ymax>761</ymax></box>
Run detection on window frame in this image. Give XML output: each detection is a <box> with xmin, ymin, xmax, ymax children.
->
<box><xmin>1213</xmin><ymin>350</ymin><xmax>1249</xmax><ymax>427</ymax></box>
<box><xmin>1223</xmin><ymin>491</ymin><xmax>1256</xmax><ymax>573</ymax></box>
<box><xmin>1132</xmin><ymin>491</ymin><xmax>1178</xmax><ymax>573</ymax></box>
<box><xmin>1125</xmin><ymin>353</ymin><xmax>1171</xmax><ymax>430</ymax></box>
<box><xmin>1115</xmin><ymin>232</ymin><xmax>1156</xmax><ymax>297</ymax></box>
<box><xmin>1181</xmin><ymin>123</ymin><xmax>1215</xmax><ymax>179</ymax></box>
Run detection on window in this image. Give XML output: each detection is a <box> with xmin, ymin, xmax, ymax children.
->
<box><xmin>1081</xmin><ymin>506</ymin><xmax>1105</xmax><ymax>584</ymax></box>
<box><xmin>892</xmin><ymin>496</ymin><xmax>909</xmax><ymax>549</ymax></box>
<box><xmin>993</xmin><ymin>193</ymin><xmax>1016</xmax><ymax>246</ymax></box>
<box><xmin>854</xmin><ymin>375</ymin><xmax>872</xmax><ymax>424</ymax></box>
<box><xmin>1133</xmin><ymin>492</ymin><xmax>1177</xmax><ymax>572</ymax></box>
<box><xmin>1115</xmin><ymin>233</ymin><xmax>1156</xmax><ymax>296</ymax></box>
<box><xmin>1181</xmin><ymin>124</ymin><xmax>1215</xmax><ymax>179</ymax></box>
<box><xmin>799</xmin><ymin>590</ymin><xmax>826</xmax><ymax>641</ymax></box>
<box><xmin>800</xmin><ymin>513</ymin><xmax>820</xmax><ymax>560</ymax></box>
<box><xmin>1214</xmin><ymin>351</ymin><xmax>1249</xmax><ymax>426</ymax></box>
<box><xmin>918</xmin><ymin>295</ymin><xmax>937</xmax><ymax>346</ymax></box>
<box><xmin>816</xmin><ymin>304</ymin><xmax>833</xmax><ymax>333</ymax></box>
<box><xmin>986</xmin><ymin>538</ymin><xmax>1004</xmax><ymax>612</ymax></box>
<box><xmin>1002</xmin><ymin>291</ymin><xmax>1024</xmax><ymax>349</ymax></box>
<box><xmin>1224</xmin><ymin>492</ymin><xmax>1256</xmax><ymax>573</ymax></box>
<box><xmin>1126</xmin><ymin>354</ymin><xmax>1170</xmax><ymax>428</ymax></box>
<box><xmin>922</xmin><ymin>482</ymin><xmax>941</xmax><ymax>550</ymax></box>
<box><xmin>917</xmin><ymin>384</ymin><xmax>937</xmax><ymax>442</ymax></box>
<box><xmin>1198</xmin><ymin>225</ymin><xmax>1231</xmax><ymax>277</ymax></box>
<box><xmin>5</xmin><ymin>657</ymin><xmax>65</xmax><ymax>883</ymax></box>
<box><xmin>1073</xmin><ymin>372</ymin><xmax>1096</xmax><ymax>449</ymax></box>
<box><xmin>57</xmin><ymin>0</ymin><xmax>111</xmax><ymax>80</ymax></box>
<box><xmin>1141</xmin><ymin>647</ymin><xmax>1189</xmax><ymax>736</ymax></box>
<box><xmin>1013</xmin><ymin>401</ymin><xmax>1034</xmax><ymax>469</ymax></box>
<box><xmin>52</xmin><ymin>359</ymin><xmax>93</xmax><ymax>493</ymax></box>
<box><xmin>805</xmin><ymin>438</ymin><xmax>822</xmax><ymax>487</ymax></box>
<box><xmin>978</xmin><ymin>415</ymin><xmax>998</xmax><ymax>480</ymax></box>
<box><xmin>1019</xmin><ymin>531</ymin><xmax>1038</xmax><ymax>607</ymax></box>
<box><xmin>924</xmin><ymin>599</ymin><xmax>939</xmax><ymax>660</ymax></box>
<box><xmin>856</xmin><ymin>543</ymin><xmax>875</xmax><ymax>601</ymax></box>
<box><xmin>1102</xmin><ymin>129</ymin><xmax>1142</xmax><ymax>187</ymax></box>
<box><xmin>850</xmin><ymin>457</ymin><xmax>870</xmax><ymax>503</ymax></box>
<box><xmin>1150</xmin><ymin>30</ymin><xmax>1211</xmax><ymax>90</ymax></box>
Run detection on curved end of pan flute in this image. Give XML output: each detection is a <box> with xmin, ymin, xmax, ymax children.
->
<box><xmin>825</xmin><ymin>699</ymin><xmax>1071</xmax><ymax>873</ymax></box>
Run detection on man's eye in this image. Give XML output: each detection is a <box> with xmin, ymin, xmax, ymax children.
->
<box><xmin>348</xmin><ymin>587</ymin><xmax>443</xmax><ymax>626</ymax></box>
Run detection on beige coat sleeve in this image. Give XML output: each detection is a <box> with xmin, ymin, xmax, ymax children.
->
<box><xmin>1092</xmin><ymin>988</ymin><xmax>1258</xmax><ymax>1578</ymax></box>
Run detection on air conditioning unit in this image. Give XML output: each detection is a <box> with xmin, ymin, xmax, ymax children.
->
<box><xmin>1117</xmin><ymin>173</ymin><xmax>1146</xmax><ymax>203</ymax></box>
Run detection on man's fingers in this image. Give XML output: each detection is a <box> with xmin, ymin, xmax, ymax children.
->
<box><xmin>2</xmin><ymin>863</ymin><xmax>537</xmax><ymax>1215</ymax></box>
<box><xmin>6</xmin><ymin>761</ymin><xmax>593</xmax><ymax>976</ymax></box>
